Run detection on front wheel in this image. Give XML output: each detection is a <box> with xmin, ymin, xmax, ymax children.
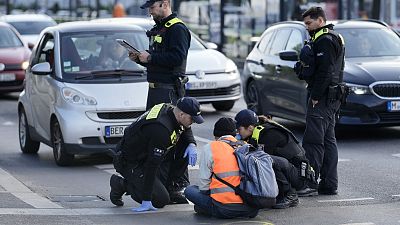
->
<box><xmin>18</xmin><ymin>108</ymin><xmax>40</xmax><ymax>153</ymax></box>
<box><xmin>52</xmin><ymin>120</ymin><xmax>74</xmax><ymax>166</ymax></box>
<box><xmin>246</xmin><ymin>80</ymin><xmax>262</xmax><ymax>114</ymax></box>
<box><xmin>212</xmin><ymin>100</ymin><xmax>235</xmax><ymax>111</ymax></box>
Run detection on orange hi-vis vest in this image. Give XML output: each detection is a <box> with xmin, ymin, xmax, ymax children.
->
<box><xmin>210</xmin><ymin>136</ymin><xmax>243</xmax><ymax>204</ymax></box>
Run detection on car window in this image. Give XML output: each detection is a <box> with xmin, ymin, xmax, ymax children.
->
<box><xmin>0</xmin><ymin>27</ymin><xmax>23</xmax><ymax>48</ymax></box>
<box><xmin>285</xmin><ymin>29</ymin><xmax>303</xmax><ymax>53</ymax></box>
<box><xmin>337</xmin><ymin>28</ymin><xmax>400</xmax><ymax>57</ymax></box>
<box><xmin>190</xmin><ymin>34</ymin><xmax>206</xmax><ymax>50</ymax></box>
<box><xmin>34</xmin><ymin>34</ymin><xmax>54</xmax><ymax>72</ymax></box>
<box><xmin>8</xmin><ymin>21</ymin><xmax>57</xmax><ymax>35</ymax></box>
<box><xmin>269</xmin><ymin>29</ymin><xmax>291</xmax><ymax>55</ymax></box>
<box><xmin>60</xmin><ymin>30</ymin><xmax>148</xmax><ymax>80</ymax></box>
<box><xmin>258</xmin><ymin>30</ymin><xmax>274</xmax><ymax>54</ymax></box>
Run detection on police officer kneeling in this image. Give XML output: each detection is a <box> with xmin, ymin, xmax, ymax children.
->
<box><xmin>110</xmin><ymin>97</ymin><xmax>204</xmax><ymax>212</ymax></box>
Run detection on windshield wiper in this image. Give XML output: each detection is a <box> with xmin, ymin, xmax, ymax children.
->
<box><xmin>75</xmin><ymin>69</ymin><xmax>145</xmax><ymax>80</ymax></box>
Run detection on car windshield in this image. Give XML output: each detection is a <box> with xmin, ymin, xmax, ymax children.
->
<box><xmin>60</xmin><ymin>30</ymin><xmax>148</xmax><ymax>80</ymax></box>
<box><xmin>8</xmin><ymin>21</ymin><xmax>56</xmax><ymax>35</ymax></box>
<box><xmin>336</xmin><ymin>28</ymin><xmax>400</xmax><ymax>58</ymax></box>
<box><xmin>0</xmin><ymin>27</ymin><xmax>23</xmax><ymax>48</ymax></box>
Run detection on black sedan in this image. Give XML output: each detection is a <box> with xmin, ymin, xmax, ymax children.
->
<box><xmin>242</xmin><ymin>20</ymin><xmax>400</xmax><ymax>126</ymax></box>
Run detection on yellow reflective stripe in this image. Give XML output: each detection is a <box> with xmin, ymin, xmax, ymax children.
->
<box><xmin>146</xmin><ymin>103</ymin><xmax>164</xmax><ymax>120</ymax></box>
<box><xmin>165</xmin><ymin>18</ymin><xmax>184</xmax><ymax>27</ymax></box>
<box><xmin>312</xmin><ymin>28</ymin><xmax>329</xmax><ymax>41</ymax></box>
<box><xmin>170</xmin><ymin>130</ymin><xmax>177</xmax><ymax>145</ymax></box>
<box><xmin>154</xmin><ymin>35</ymin><xmax>162</xmax><ymax>43</ymax></box>
<box><xmin>251</xmin><ymin>125</ymin><xmax>264</xmax><ymax>144</ymax></box>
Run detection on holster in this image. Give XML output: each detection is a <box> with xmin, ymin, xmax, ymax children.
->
<box><xmin>175</xmin><ymin>76</ymin><xmax>188</xmax><ymax>98</ymax></box>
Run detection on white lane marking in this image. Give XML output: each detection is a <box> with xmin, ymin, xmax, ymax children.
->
<box><xmin>339</xmin><ymin>223</ymin><xmax>374</xmax><ymax>225</ymax></box>
<box><xmin>94</xmin><ymin>164</ymin><xmax>114</xmax><ymax>169</ymax></box>
<box><xmin>317</xmin><ymin>197</ymin><xmax>374</xmax><ymax>203</ymax></box>
<box><xmin>392</xmin><ymin>194</ymin><xmax>400</xmax><ymax>197</ymax></box>
<box><xmin>338</xmin><ymin>158</ymin><xmax>351</xmax><ymax>162</ymax></box>
<box><xmin>0</xmin><ymin>168</ymin><xmax>62</xmax><ymax>209</ymax></box>
<box><xmin>0</xmin><ymin>205</ymin><xmax>194</xmax><ymax>215</ymax></box>
<box><xmin>392</xmin><ymin>154</ymin><xmax>400</xmax><ymax>158</ymax></box>
<box><xmin>194</xmin><ymin>135</ymin><xmax>211</xmax><ymax>144</ymax></box>
<box><xmin>2</xmin><ymin>121</ymin><xmax>15</xmax><ymax>126</ymax></box>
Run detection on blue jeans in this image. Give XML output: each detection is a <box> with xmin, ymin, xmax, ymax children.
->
<box><xmin>184</xmin><ymin>185</ymin><xmax>258</xmax><ymax>219</ymax></box>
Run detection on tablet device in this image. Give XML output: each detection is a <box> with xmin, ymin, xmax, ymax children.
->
<box><xmin>116</xmin><ymin>39</ymin><xmax>140</xmax><ymax>53</ymax></box>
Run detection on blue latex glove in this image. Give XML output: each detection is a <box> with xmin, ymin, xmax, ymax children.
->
<box><xmin>183</xmin><ymin>143</ymin><xmax>197</xmax><ymax>166</ymax></box>
<box><xmin>132</xmin><ymin>200</ymin><xmax>157</xmax><ymax>212</ymax></box>
<box><xmin>235</xmin><ymin>133</ymin><xmax>242</xmax><ymax>140</ymax></box>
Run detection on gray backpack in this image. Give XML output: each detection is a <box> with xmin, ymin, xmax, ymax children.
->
<box><xmin>213</xmin><ymin>139</ymin><xmax>278</xmax><ymax>209</ymax></box>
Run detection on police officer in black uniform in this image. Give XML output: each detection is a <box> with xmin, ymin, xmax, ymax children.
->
<box><xmin>234</xmin><ymin>109</ymin><xmax>318</xmax><ymax>209</ymax></box>
<box><xmin>130</xmin><ymin>0</ymin><xmax>191</xmax><ymax>109</ymax></box>
<box><xmin>109</xmin><ymin>97</ymin><xmax>204</xmax><ymax>212</ymax></box>
<box><xmin>296</xmin><ymin>7</ymin><xmax>345</xmax><ymax>195</ymax></box>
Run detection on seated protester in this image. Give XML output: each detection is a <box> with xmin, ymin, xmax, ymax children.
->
<box><xmin>184</xmin><ymin>117</ymin><xmax>259</xmax><ymax>218</ymax></box>
<box><xmin>234</xmin><ymin>109</ymin><xmax>318</xmax><ymax>208</ymax></box>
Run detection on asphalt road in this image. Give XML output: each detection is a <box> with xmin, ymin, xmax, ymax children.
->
<box><xmin>0</xmin><ymin>92</ymin><xmax>400</xmax><ymax>225</ymax></box>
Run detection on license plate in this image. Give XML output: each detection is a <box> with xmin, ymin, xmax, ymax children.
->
<box><xmin>186</xmin><ymin>81</ymin><xmax>217</xmax><ymax>90</ymax></box>
<box><xmin>105</xmin><ymin>125</ymin><xmax>128</xmax><ymax>137</ymax></box>
<box><xmin>387</xmin><ymin>101</ymin><xmax>400</xmax><ymax>111</ymax></box>
<box><xmin>0</xmin><ymin>73</ymin><xmax>16</xmax><ymax>82</ymax></box>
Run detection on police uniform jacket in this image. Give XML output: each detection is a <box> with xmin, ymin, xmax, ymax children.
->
<box><xmin>309</xmin><ymin>24</ymin><xmax>344</xmax><ymax>101</ymax></box>
<box><xmin>146</xmin><ymin>13</ymin><xmax>191</xmax><ymax>84</ymax></box>
<box><xmin>247</xmin><ymin>120</ymin><xmax>307</xmax><ymax>168</ymax></box>
<box><xmin>118</xmin><ymin>103</ymin><xmax>196</xmax><ymax>201</ymax></box>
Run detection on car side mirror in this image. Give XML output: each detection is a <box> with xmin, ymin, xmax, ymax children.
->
<box><xmin>205</xmin><ymin>42</ymin><xmax>218</xmax><ymax>50</ymax></box>
<box><xmin>279</xmin><ymin>50</ymin><xmax>299</xmax><ymax>61</ymax></box>
<box><xmin>31</xmin><ymin>62</ymin><xmax>52</xmax><ymax>75</ymax></box>
<box><xmin>28</xmin><ymin>42</ymin><xmax>35</xmax><ymax>50</ymax></box>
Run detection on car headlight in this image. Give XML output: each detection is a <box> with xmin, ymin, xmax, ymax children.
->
<box><xmin>225</xmin><ymin>59</ymin><xmax>238</xmax><ymax>75</ymax></box>
<box><xmin>61</xmin><ymin>87</ymin><xmax>97</xmax><ymax>105</ymax></box>
<box><xmin>21</xmin><ymin>61</ymin><xmax>29</xmax><ymax>70</ymax></box>
<box><xmin>346</xmin><ymin>83</ymin><xmax>370</xmax><ymax>95</ymax></box>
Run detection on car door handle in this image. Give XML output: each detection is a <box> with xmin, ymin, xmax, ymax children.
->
<box><xmin>275</xmin><ymin>65</ymin><xmax>282</xmax><ymax>73</ymax></box>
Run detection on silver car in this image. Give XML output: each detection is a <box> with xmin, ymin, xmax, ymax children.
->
<box><xmin>18</xmin><ymin>22</ymin><xmax>149</xmax><ymax>166</ymax></box>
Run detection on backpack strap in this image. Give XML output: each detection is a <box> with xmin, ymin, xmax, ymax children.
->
<box><xmin>212</xmin><ymin>172</ymin><xmax>238</xmax><ymax>191</ymax></box>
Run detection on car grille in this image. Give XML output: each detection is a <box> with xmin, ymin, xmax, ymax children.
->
<box><xmin>97</xmin><ymin>111</ymin><xmax>145</xmax><ymax>120</ymax></box>
<box><xmin>372</xmin><ymin>83</ymin><xmax>400</xmax><ymax>98</ymax></box>
<box><xmin>186</xmin><ymin>84</ymin><xmax>240</xmax><ymax>98</ymax></box>
<box><xmin>104</xmin><ymin>137</ymin><xmax>122</xmax><ymax>145</ymax></box>
<box><xmin>378</xmin><ymin>112</ymin><xmax>400</xmax><ymax>122</ymax></box>
<box><xmin>4</xmin><ymin>64</ymin><xmax>22</xmax><ymax>70</ymax></box>
<box><xmin>0</xmin><ymin>80</ymin><xmax>23</xmax><ymax>87</ymax></box>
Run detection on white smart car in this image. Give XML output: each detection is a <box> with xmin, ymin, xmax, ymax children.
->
<box><xmin>18</xmin><ymin>22</ymin><xmax>149</xmax><ymax>166</ymax></box>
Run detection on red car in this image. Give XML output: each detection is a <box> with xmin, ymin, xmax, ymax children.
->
<box><xmin>0</xmin><ymin>22</ymin><xmax>31</xmax><ymax>93</ymax></box>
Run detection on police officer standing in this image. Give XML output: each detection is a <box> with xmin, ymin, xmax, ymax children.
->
<box><xmin>109</xmin><ymin>97</ymin><xmax>204</xmax><ymax>212</ymax></box>
<box><xmin>298</xmin><ymin>7</ymin><xmax>345</xmax><ymax>195</ymax></box>
<box><xmin>130</xmin><ymin>0</ymin><xmax>191</xmax><ymax>109</ymax></box>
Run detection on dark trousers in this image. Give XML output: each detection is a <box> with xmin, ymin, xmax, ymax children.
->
<box><xmin>271</xmin><ymin>155</ymin><xmax>304</xmax><ymax>197</ymax></box>
<box><xmin>302</xmin><ymin>96</ymin><xmax>341</xmax><ymax>190</ymax></box>
<box><xmin>184</xmin><ymin>185</ymin><xmax>259</xmax><ymax>219</ymax></box>
<box><xmin>146</xmin><ymin>86</ymin><xmax>180</xmax><ymax>110</ymax></box>
<box><xmin>121</xmin><ymin>165</ymin><xmax>170</xmax><ymax>208</ymax></box>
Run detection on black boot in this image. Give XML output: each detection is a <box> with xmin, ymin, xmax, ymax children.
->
<box><xmin>110</xmin><ymin>174</ymin><xmax>126</xmax><ymax>206</ymax></box>
<box><xmin>168</xmin><ymin>182</ymin><xmax>188</xmax><ymax>204</ymax></box>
